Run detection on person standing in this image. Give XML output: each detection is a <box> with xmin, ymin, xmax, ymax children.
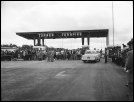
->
<box><xmin>73</xmin><ymin>50</ymin><xmax>76</xmax><ymax>60</ymax></box>
<box><xmin>38</xmin><ymin>50</ymin><xmax>43</xmax><ymax>61</ymax></box>
<box><xmin>36</xmin><ymin>50</ymin><xmax>38</xmax><ymax>60</ymax></box>
<box><xmin>77</xmin><ymin>49</ymin><xmax>81</xmax><ymax>60</ymax></box>
<box><xmin>59</xmin><ymin>50</ymin><xmax>61</xmax><ymax>60</ymax></box>
<box><xmin>56</xmin><ymin>50</ymin><xmax>59</xmax><ymax>60</ymax></box>
<box><xmin>67</xmin><ymin>50</ymin><xmax>70</xmax><ymax>60</ymax></box>
<box><xmin>63</xmin><ymin>49</ymin><xmax>66</xmax><ymax>60</ymax></box>
<box><xmin>61</xmin><ymin>49</ymin><xmax>64</xmax><ymax>60</ymax></box>
<box><xmin>54</xmin><ymin>50</ymin><xmax>56</xmax><ymax>60</ymax></box>
<box><xmin>35</xmin><ymin>50</ymin><xmax>38</xmax><ymax>60</ymax></box>
<box><xmin>47</xmin><ymin>48</ymin><xmax>51</xmax><ymax>62</ymax></box>
<box><xmin>31</xmin><ymin>49</ymin><xmax>34</xmax><ymax>60</ymax></box>
<box><xmin>50</xmin><ymin>49</ymin><xmax>54</xmax><ymax>62</ymax></box>
<box><xmin>25</xmin><ymin>49</ymin><xmax>28</xmax><ymax>60</ymax></box>
<box><xmin>125</xmin><ymin>38</ymin><xmax>133</xmax><ymax>101</ymax></box>
<box><xmin>70</xmin><ymin>50</ymin><xmax>73</xmax><ymax>60</ymax></box>
<box><xmin>43</xmin><ymin>49</ymin><xmax>46</xmax><ymax>60</ymax></box>
<box><xmin>33</xmin><ymin>49</ymin><xmax>36</xmax><ymax>60</ymax></box>
<box><xmin>100</xmin><ymin>49</ymin><xmax>102</xmax><ymax>58</ymax></box>
<box><xmin>23</xmin><ymin>50</ymin><xmax>26</xmax><ymax>60</ymax></box>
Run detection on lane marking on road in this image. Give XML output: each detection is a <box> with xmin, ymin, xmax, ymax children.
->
<box><xmin>54</xmin><ymin>71</ymin><xmax>71</xmax><ymax>78</ymax></box>
<box><xmin>55</xmin><ymin>71</ymin><xmax>66</xmax><ymax>77</ymax></box>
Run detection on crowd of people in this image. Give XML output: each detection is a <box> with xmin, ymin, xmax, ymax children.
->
<box><xmin>1</xmin><ymin>50</ymin><xmax>19</xmax><ymax>61</ymax></box>
<box><xmin>104</xmin><ymin>38</ymin><xmax>133</xmax><ymax>101</ymax></box>
<box><xmin>1</xmin><ymin>47</ymin><xmax>86</xmax><ymax>61</ymax></box>
<box><xmin>46</xmin><ymin>48</ymin><xmax>83</xmax><ymax>62</ymax></box>
<box><xmin>1</xmin><ymin>48</ymin><xmax>45</xmax><ymax>61</ymax></box>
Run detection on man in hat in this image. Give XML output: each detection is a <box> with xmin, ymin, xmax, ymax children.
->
<box><xmin>47</xmin><ymin>48</ymin><xmax>51</xmax><ymax>62</ymax></box>
<box><xmin>125</xmin><ymin>38</ymin><xmax>133</xmax><ymax>101</ymax></box>
<box><xmin>50</xmin><ymin>49</ymin><xmax>54</xmax><ymax>62</ymax></box>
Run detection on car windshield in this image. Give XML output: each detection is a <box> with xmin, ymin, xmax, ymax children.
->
<box><xmin>85</xmin><ymin>51</ymin><xmax>97</xmax><ymax>54</ymax></box>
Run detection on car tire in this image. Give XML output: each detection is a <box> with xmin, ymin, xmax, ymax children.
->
<box><xmin>94</xmin><ymin>60</ymin><xmax>97</xmax><ymax>63</ymax></box>
<box><xmin>83</xmin><ymin>60</ymin><xmax>86</xmax><ymax>63</ymax></box>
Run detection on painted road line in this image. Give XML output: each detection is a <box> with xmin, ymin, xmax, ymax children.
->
<box><xmin>55</xmin><ymin>71</ymin><xmax>66</xmax><ymax>77</ymax></box>
<box><xmin>54</xmin><ymin>71</ymin><xmax>71</xmax><ymax>78</ymax></box>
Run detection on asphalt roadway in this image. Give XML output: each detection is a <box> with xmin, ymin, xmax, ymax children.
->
<box><xmin>1</xmin><ymin>58</ymin><xmax>129</xmax><ymax>101</ymax></box>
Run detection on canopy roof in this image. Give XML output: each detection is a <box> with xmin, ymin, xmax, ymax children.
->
<box><xmin>16</xmin><ymin>29</ymin><xmax>108</xmax><ymax>40</ymax></box>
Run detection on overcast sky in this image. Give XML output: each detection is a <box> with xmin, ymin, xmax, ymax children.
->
<box><xmin>1</xmin><ymin>1</ymin><xmax>133</xmax><ymax>50</ymax></box>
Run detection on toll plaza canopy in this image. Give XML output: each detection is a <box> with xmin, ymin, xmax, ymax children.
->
<box><xmin>16</xmin><ymin>29</ymin><xmax>109</xmax><ymax>47</ymax></box>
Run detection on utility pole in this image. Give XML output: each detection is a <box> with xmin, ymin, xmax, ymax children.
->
<box><xmin>112</xmin><ymin>1</ymin><xmax>115</xmax><ymax>46</ymax></box>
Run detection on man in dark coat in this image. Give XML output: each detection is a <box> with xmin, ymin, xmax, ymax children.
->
<box><xmin>125</xmin><ymin>38</ymin><xmax>133</xmax><ymax>101</ymax></box>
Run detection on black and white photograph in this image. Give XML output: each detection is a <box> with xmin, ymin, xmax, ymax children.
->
<box><xmin>1</xmin><ymin>1</ymin><xmax>133</xmax><ymax>101</ymax></box>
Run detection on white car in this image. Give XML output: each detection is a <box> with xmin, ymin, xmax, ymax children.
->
<box><xmin>82</xmin><ymin>50</ymin><xmax>101</xmax><ymax>63</ymax></box>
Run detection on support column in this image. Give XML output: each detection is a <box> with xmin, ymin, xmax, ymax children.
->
<box><xmin>42</xmin><ymin>38</ymin><xmax>44</xmax><ymax>46</ymax></box>
<box><xmin>106</xmin><ymin>30</ymin><xmax>109</xmax><ymax>46</ymax></box>
<box><xmin>38</xmin><ymin>34</ymin><xmax>41</xmax><ymax>46</ymax></box>
<box><xmin>36</xmin><ymin>39</ymin><xmax>37</xmax><ymax>46</ymax></box>
<box><xmin>87</xmin><ymin>34</ymin><xmax>90</xmax><ymax>49</ymax></box>
<box><xmin>82</xmin><ymin>33</ymin><xmax>84</xmax><ymax>45</ymax></box>
<box><xmin>33</xmin><ymin>37</ymin><xmax>36</xmax><ymax>46</ymax></box>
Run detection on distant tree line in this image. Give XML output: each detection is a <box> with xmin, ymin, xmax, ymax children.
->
<box><xmin>1</xmin><ymin>44</ymin><xmax>18</xmax><ymax>47</ymax></box>
<box><xmin>1</xmin><ymin>44</ymin><xmax>33</xmax><ymax>49</ymax></box>
<box><xmin>21</xmin><ymin>45</ymin><xmax>33</xmax><ymax>49</ymax></box>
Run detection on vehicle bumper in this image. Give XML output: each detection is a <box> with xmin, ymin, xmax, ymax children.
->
<box><xmin>82</xmin><ymin>57</ymin><xmax>96</xmax><ymax>61</ymax></box>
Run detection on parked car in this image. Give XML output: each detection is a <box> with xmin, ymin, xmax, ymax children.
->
<box><xmin>82</xmin><ymin>50</ymin><xmax>101</xmax><ymax>63</ymax></box>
